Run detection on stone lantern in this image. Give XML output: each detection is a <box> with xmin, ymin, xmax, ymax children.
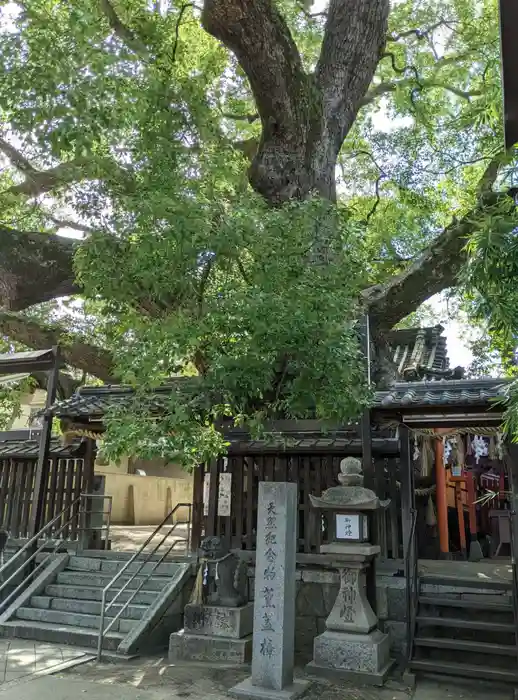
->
<box><xmin>306</xmin><ymin>457</ymin><xmax>393</xmax><ymax>685</ymax></box>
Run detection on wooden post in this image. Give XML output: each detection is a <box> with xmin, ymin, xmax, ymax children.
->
<box><xmin>455</xmin><ymin>482</ymin><xmax>467</xmax><ymax>559</ymax></box>
<box><xmin>361</xmin><ymin>410</ymin><xmax>374</xmax><ymax>490</ymax></box>
<box><xmin>206</xmin><ymin>458</ymin><xmax>219</xmax><ymax>537</ymax></box>
<box><xmin>82</xmin><ymin>438</ymin><xmax>97</xmax><ymax>549</ymax></box>
<box><xmin>434</xmin><ymin>430</ymin><xmax>450</xmax><ymax>558</ymax></box>
<box><xmin>400</xmin><ymin>424</ymin><xmax>415</xmax><ymax>560</ymax></box>
<box><xmin>29</xmin><ymin>346</ymin><xmax>60</xmax><ymax>537</ymax></box>
<box><xmin>191</xmin><ymin>463</ymin><xmax>204</xmax><ymax>552</ymax></box>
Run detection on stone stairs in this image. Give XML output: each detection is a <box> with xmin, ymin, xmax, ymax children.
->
<box><xmin>409</xmin><ymin>573</ymin><xmax>518</xmax><ymax>684</ymax></box>
<box><xmin>0</xmin><ymin>552</ymin><xmax>193</xmax><ymax>654</ymax></box>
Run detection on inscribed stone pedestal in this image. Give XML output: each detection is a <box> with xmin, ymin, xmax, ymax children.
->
<box><xmin>230</xmin><ymin>482</ymin><xmax>309</xmax><ymax>700</ymax></box>
<box><xmin>184</xmin><ymin>603</ymin><xmax>253</xmax><ymax>638</ymax></box>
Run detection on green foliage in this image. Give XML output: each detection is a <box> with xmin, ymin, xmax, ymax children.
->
<box><xmin>77</xmin><ymin>195</ymin><xmax>371</xmax><ymax>466</ymax></box>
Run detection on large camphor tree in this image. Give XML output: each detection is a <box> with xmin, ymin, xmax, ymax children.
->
<box><xmin>0</xmin><ymin>0</ymin><xmax>517</xmax><ymax>464</ymax></box>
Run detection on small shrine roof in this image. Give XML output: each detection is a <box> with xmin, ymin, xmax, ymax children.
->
<box><xmin>375</xmin><ymin>377</ymin><xmax>508</xmax><ymax>409</ymax></box>
<box><xmin>0</xmin><ymin>435</ymin><xmax>84</xmax><ymax>459</ymax></box>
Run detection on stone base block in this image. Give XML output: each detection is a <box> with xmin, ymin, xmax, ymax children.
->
<box><xmin>307</xmin><ymin>629</ymin><xmax>393</xmax><ymax>686</ymax></box>
<box><xmin>230</xmin><ymin>677</ymin><xmax>310</xmax><ymax>700</ymax></box>
<box><xmin>184</xmin><ymin>603</ymin><xmax>253</xmax><ymax>639</ymax></box>
<box><xmin>169</xmin><ymin>630</ymin><xmax>252</xmax><ymax>663</ymax></box>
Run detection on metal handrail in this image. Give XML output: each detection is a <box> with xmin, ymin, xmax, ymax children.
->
<box><xmin>97</xmin><ymin>502</ymin><xmax>192</xmax><ymax>661</ymax></box>
<box><xmin>0</xmin><ymin>493</ymin><xmax>113</xmax><ymax>614</ymax></box>
<box><xmin>0</xmin><ymin>495</ymin><xmax>82</xmax><ymax>578</ymax></box>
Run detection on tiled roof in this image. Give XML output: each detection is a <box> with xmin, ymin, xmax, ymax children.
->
<box><xmin>385</xmin><ymin>325</ymin><xmax>450</xmax><ymax>379</ymax></box>
<box><xmin>0</xmin><ymin>349</ymin><xmax>54</xmax><ymax>363</ymax></box>
<box><xmin>49</xmin><ymin>377</ymin><xmax>510</xmax><ymax>419</ymax></box>
<box><xmin>0</xmin><ymin>437</ymin><xmax>84</xmax><ymax>459</ymax></box>
<box><xmin>50</xmin><ymin>380</ymin><xmax>194</xmax><ymax>418</ymax></box>
<box><xmin>375</xmin><ymin>378</ymin><xmax>509</xmax><ymax>409</ymax></box>
<box><xmin>0</xmin><ymin>349</ymin><xmax>58</xmax><ymax>374</ymax></box>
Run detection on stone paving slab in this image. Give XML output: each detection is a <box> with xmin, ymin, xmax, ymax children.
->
<box><xmin>0</xmin><ymin>646</ymin><xmax>513</xmax><ymax>700</ymax></box>
<box><xmin>0</xmin><ymin>639</ymin><xmax>91</xmax><ymax>685</ymax></box>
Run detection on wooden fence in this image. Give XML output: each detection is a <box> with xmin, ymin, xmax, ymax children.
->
<box><xmin>192</xmin><ymin>453</ymin><xmax>404</xmax><ymax>557</ymax></box>
<box><xmin>0</xmin><ymin>456</ymin><xmax>89</xmax><ymax>540</ymax></box>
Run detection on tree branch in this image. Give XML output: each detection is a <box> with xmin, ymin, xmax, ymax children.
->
<box><xmin>0</xmin><ymin>310</ymin><xmax>116</xmax><ymax>382</ymax></box>
<box><xmin>387</xmin><ymin>19</ymin><xmax>458</xmax><ymax>43</ymax></box>
<box><xmin>363</xmin><ymin>153</ymin><xmax>506</xmax><ymax>331</ymax></box>
<box><xmin>47</xmin><ymin>216</ymin><xmax>96</xmax><ymax>236</ymax></box>
<box><xmin>2</xmin><ymin>158</ymin><xmax>92</xmax><ymax>197</ymax></box>
<box><xmin>202</xmin><ymin>0</ymin><xmax>305</xmax><ymax>132</ymax></box>
<box><xmin>202</xmin><ymin>0</ymin><xmax>315</xmax><ymax>201</ymax></box>
<box><xmin>0</xmin><ymin>141</ymin><xmax>134</xmax><ymax>199</ymax></box>
<box><xmin>222</xmin><ymin>112</ymin><xmax>259</xmax><ymax>123</ymax></box>
<box><xmin>316</xmin><ymin>0</ymin><xmax>390</xmax><ymax>149</ymax></box>
<box><xmin>99</xmin><ymin>0</ymin><xmax>151</xmax><ymax>59</ymax></box>
<box><xmin>0</xmin><ymin>227</ymin><xmax>78</xmax><ymax>310</ymax></box>
<box><xmin>0</xmin><ymin>137</ymin><xmax>37</xmax><ymax>175</ymax></box>
<box><xmin>361</xmin><ymin>78</ymin><xmax>481</xmax><ymax>106</ymax></box>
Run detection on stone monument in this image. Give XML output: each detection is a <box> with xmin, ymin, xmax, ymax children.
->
<box><xmin>169</xmin><ymin>536</ymin><xmax>253</xmax><ymax>663</ymax></box>
<box><xmin>306</xmin><ymin>457</ymin><xmax>393</xmax><ymax>685</ymax></box>
<box><xmin>231</xmin><ymin>482</ymin><xmax>309</xmax><ymax>700</ymax></box>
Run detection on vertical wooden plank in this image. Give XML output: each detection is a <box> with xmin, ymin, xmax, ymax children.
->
<box><xmin>361</xmin><ymin>409</ymin><xmax>374</xmax><ymax>490</ymax></box>
<box><xmin>206</xmin><ymin>459</ymin><xmax>219</xmax><ymax>538</ymax></box>
<box><xmin>46</xmin><ymin>458</ymin><xmax>59</xmax><ymax>530</ymax></box>
<box><xmin>245</xmin><ymin>457</ymin><xmax>254</xmax><ymax>550</ymax></box>
<box><xmin>303</xmin><ymin>455</ymin><xmax>311</xmax><ymax>553</ymax></box>
<box><xmin>257</xmin><ymin>454</ymin><xmax>265</xmax><ymax>483</ymax></box>
<box><xmin>400</xmin><ymin>425</ymin><xmax>415</xmax><ymax>560</ymax></box>
<box><xmin>287</xmin><ymin>456</ymin><xmax>294</xmax><ymax>484</ymax></box>
<box><xmin>0</xmin><ymin>459</ymin><xmax>7</xmax><ymax>527</ymax></box>
<box><xmin>63</xmin><ymin>458</ymin><xmax>75</xmax><ymax>540</ymax></box>
<box><xmin>374</xmin><ymin>458</ymin><xmax>388</xmax><ymax>557</ymax></box>
<box><xmin>10</xmin><ymin>463</ymin><xmax>24</xmax><ymax>539</ymax></box>
<box><xmin>374</xmin><ymin>457</ymin><xmax>386</xmax><ymax>499</ymax></box>
<box><xmin>70</xmin><ymin>459</ymin><xmax>83</xmax><ymax>540</ymax></box>
<box><xmin>313</xmin><ymin>456</ymin><xmax>323</xmax><ymax>552</ymax></box>
<box><xmin>4</xmin><ymin>461</ymin><xmax>17</xmax><ymax>535</ymax></box>
<box><xmin>19</xmin><ymin>461</ymin><xmax>33</xmax><ymax>539</ymax></box>
<box><xmin>82</xmin><ymin>441</ymin><xmax>96</xmax><ymax>496</ymax></box>
<box><xmin>232</xmin><ymin>456</ymin><xmax>244</xmax><ymax>549</ymax></box>
<box><xmin>55</xmin><ymin>458</ymin><xmax>67</xmax><ymax>532</ymax></box>
<box><xmin>277</xmin><ymin>455</ymin><xmax>288</xmax><ymax>482</ymax></box>
<box><xmin>191</xmin><ymin>463</ymin><xmax>204</xmax><ymax>551</ymax></box>
<box><xmin>265</xmin><ymin>455</ymin><xmax>275</xmax><ymax>482</ymax></box>
<box><xmin>388</xmin><ymin>458</ymin><xmax>400</xmax><ymax>559</ymax></box>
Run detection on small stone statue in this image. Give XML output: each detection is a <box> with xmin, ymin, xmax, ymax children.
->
<box><xmin>190</xmin><ymin>536</ymin><xmax>248</xmax><ymax>607</ymax></box>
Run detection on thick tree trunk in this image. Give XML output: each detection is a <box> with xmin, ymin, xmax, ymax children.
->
<box><xmin>203</xmin><ymin>0</ymin><xmax>390</xmax><ymax>203</ymax></box>
<box><xmin>0</xmin><ymin>226</ymin><xmax>78</xmax><ymax>310</ymax></box>
<box><xmin>0</xmin><ymin>310</ymin><xmax>116</xmax><ymax>382</ymax></box>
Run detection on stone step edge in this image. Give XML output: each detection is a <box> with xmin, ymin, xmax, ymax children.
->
<box><xmin>15</xmin><ymin>606</ymin><xmax>137</xmax><ymax>632</ymax></box>
<box><xmin>0</xmin><ymin>619</ymin><xmax>125</xmax><ymax>641</ymax></box>
<box><xmin>31</xmin><ymin>595</ymin><xmax>148</xmax><ymax>616</ymax></box>
<box><xmin>58</xmin><ymin>571</ymin><xmax>173</xmax><ymax>582</ymax></box>
<box><xmin>46</xmin><ymin>583</ymin><xmax>159</xmax><ymax>595</ymax></box>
